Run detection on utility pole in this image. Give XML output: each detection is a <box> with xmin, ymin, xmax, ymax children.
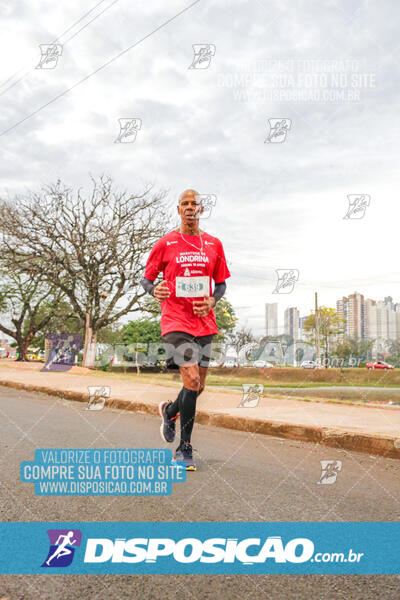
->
<box><xmin>315</xmin><ymin>292</ymin><xmax>320</xmax><ymax>367</ymax></box>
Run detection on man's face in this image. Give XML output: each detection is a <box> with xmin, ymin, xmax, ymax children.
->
<box><xmin>178</xmin><ymin>193</ymin><xmax>203</xmax><ymax>224</ymax></box>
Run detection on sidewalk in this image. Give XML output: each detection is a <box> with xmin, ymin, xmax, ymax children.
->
<box><xmin>1</xmin><ymin>362</ymin><xmax>400</xmax><ymax>459</ymax></box>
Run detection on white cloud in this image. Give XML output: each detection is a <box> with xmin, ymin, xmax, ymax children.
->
<box><xmin>0</xmin><ymin>0</ymin><xmax>398</xmax><ymax>335</ymax></box>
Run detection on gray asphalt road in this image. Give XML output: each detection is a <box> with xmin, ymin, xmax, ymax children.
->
<box><xmin>1</xmin><ymin>386</ymin><xmax>400</xmax><ymax>599</ymax></box>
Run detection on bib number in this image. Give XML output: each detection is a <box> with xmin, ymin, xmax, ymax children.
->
<box><xmin>175</xmin><ymin>276</ymin><xmax>210</xmax><ymax>298</ymax></box>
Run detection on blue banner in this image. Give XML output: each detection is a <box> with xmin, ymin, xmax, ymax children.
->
<box><xmin>20</xmin><ymin>449</ymin><xmax>186</xmax><ymax>495</ymax></box>
<box><xmin>0</xmin><ymin>522</ymin><xmax>398</xmax><ymax>574</ymax></box>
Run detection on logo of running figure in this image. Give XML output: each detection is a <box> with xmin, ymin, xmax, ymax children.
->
<box><xmin>343</xmin><ymin>194</ymin><xmax>370</xmax><ymax>219</ymax></box>
<box><xmin>41</xmin><ymin>529</ymin><xmax>82</xmax><ymax>567</ymax></box>
<box><xmin>36</xmin><ymin>44</ymin><xmax>63</xmax><ymax>69</ymax></box>
<box><xmin>317</xmin><ymin>460</ymin><xmax>342</xmax><ymax>485</ymax></box>
<box><xmin>199</xmin><ymin>194</ymin><xmax>217</xmax><ymax>219</ymax></box>
<box><xmin>114</xmin><ymin>118</ymin><xmax>142</xmax><ymax>143</ymax></box>
<box><xmin>86</xmin><ymin>386</ymin><xmax>110</xmax><ymax>411</ymax></box>
<box><xmin>41</xmin><ymin>334</ymin><xmax>82</xmax><ymax>372</ymax></box>
<box><xmin>265</xmin><ymin>119</ymin><xmax>292</xmax><ymax>143</ymax></box>
<box><xmin>238</xmin><ymin>384</ymin><xmax>264</xmax><ymax>408</ymax></box>
<box><xmin>273</xmin><ymin>269</ymin><xmax>299</xmax><ymax>294</ymax></box>
<box><xmin>189</xmin><ymin>44</ymin><xmax>216</xmax><ymax>69</ymax></box>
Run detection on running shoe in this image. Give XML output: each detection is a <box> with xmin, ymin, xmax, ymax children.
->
<box><xmin>173</xmin><ymin>441</ymin><xmax>196</xmax><ymax>471</ymax></box>
<box><xmin>158</xmin><ymin>401</ymin><xmax>176</xmax><ymax>443</ymax></box>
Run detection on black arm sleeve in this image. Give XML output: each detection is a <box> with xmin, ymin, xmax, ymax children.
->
<box><xmin>212</xmin><ymin>281</ymin><xmax>226</xmax><ymax>303</ymax></box>
<box><xmin>140</xmin><ymin>277</ymin><xmax>155</xmax><ymax>296</ymax></box>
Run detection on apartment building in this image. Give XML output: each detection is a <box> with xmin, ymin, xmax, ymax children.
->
<box><xmin>265</xmin><ymin>303</ymin><xmax>278</xmax><ymax>337</ymax></box>
<box><xmin>284</xmin><ymin>307</ymin><xmax>300</xmax><ymax>340</ymax></box>
<box><xmin>336</xmin><ymin>292</ymin><xmax>365</xmax><ymax>339</ymax></box>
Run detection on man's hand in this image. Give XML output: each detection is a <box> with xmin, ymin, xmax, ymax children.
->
<box><xmin>153</xmin><ymin>280</ymin><xmax>170</xmax><ymax>303</ymax></box>
<box><xmin>193</xmin><ymin>294</ymin><xmax>215</xmax><ymax>317</ymax></box>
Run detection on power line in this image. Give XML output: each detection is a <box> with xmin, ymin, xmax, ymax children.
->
<box><xmin>58</xmin><ymin>0</ymin><xmax>121</xmax><ymax>46</ymax></box>
<box><xmin>0</xmin><ymin>67</ymin><xmax>27</xmax><ymax>92</ymax></box>
<box><xmin>52</xmin><ymin>0</ymin><xmax>115</xmax><ymax>44</ymax></box>
<box><xmin>0</xmin><ymin>0</ymin><xmax>201</xmax><ymax>137</ymax></box>
<box><xmin>0</xmin><ymin>70</ymin><xmax>32</xmax><ymax>99</ymax></box>
<box><xmin>0</xmin><ymin>0</ymin><xmax>121</xmax><ymax>98</ymax></box>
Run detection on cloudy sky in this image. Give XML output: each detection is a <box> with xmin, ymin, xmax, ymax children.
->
<box><xmin>0</xmin><ymin>0</ymin><xmax>398</xmax><ymax>335</ymax></box>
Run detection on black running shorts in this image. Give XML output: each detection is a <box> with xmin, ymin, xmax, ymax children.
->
<box><xmin>162</xmin><ymin>331</ymin><xmax>215</xmax><ymax>370</ymax></box>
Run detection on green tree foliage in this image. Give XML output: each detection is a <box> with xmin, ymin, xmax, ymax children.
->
<box><xmin>31</xmin><ymin>299</ymin><xmax>83</xmax><ymax>350</ymax></box>
<box><xmin>387</xmin><ymin>340</ymin><xmax>400</xmax><ymax>367</ymax></box>
<box><xmin>96</xmin><ymin>323</ymin><xmax>125</xmax><ymax>346</ymax></box>
<box><xmin>139</xmin><ymin>295</ymin><xmax>237</xmax><ymax>344</ymax></box>
<box><xmin>214</xmin><ymin>297</ymin><xmax>237</xmax><ymax>342</ymax></box>
<box><xmin>121</xmin><ymin>319</ymin><xmax>162</xmax><ymax>346</ymax></box>
<box><xmin>334</xmin><ymin>337</ymin><xmax>374</xmax><ymax>365</ymax></box>
<box><xmin>303</xmin><ymin>307</ymin><xmax>345</xmax><ymax>364</ymax></box>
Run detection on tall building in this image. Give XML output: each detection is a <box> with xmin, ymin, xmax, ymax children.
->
<box><xmin>396</xmin><ymin>306</ymin><xmax>400</xmax><ymax>341</ymax></box>
<box><xmin>383</xmin><ymin>297</ymin><xmax>398</xmax><ymax>340</ymax></box>
<box><xmin>336</xmin><ymin>292</ymin><xmax>365</xmax><ymax>339</ymax></box>
<box><xmin>384</xmin><ymin>296</ymin><xmax>394</xmax><ymax>308</ymax></box>
<box><xmin>265</xmin><ymin>303</ymin><xmax>278</xmax><ymax>337</ymax></box>
<box><xmin>364</xmin><ymin>298</ymin><xmax>377</xmax><ymax>340</ymax></box>
<box><xmin>298</xmin><ymin>316</ymin><xmax>309</xmax><ymax>341</ymax></box>
<box><xmin>339</xmin><ymin>293</ymin><xmax>400</xmax><ymax>357</ymax></box>
<box><xmin>388</xmin><ymin>306</ymin><xmax>397</xmax><ymax>340</ymax></box>
<box><xmin>366</xmin><ymin>301</ymin><xmax>390</xmax><ymax>341</ymax></box>
<box><xmin>284</xmin><ymin>307</ymin><xmax>300</xmax><ymax>340</ymax></box>
<box><xmin>376</xmin><ymin>301</ymin><xmax>390</xmax><ymax>340</ymax></box>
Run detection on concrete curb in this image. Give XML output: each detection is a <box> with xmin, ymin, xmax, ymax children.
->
<box><xmin>2</xmin><ymin>378</ymin><xmax>400</xmax><ymax>460</ymax></box>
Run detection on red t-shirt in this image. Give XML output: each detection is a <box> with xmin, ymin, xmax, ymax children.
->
<box><xmin>144</xmin><ymin>229</ymin><xmax>231</xmax><ymax>337</ymax></box>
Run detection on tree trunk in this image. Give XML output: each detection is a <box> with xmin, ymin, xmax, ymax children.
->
<box><xmin>135</xmin><ymin>329</ymin><xmax>140</xmax><ymax>375</ymax></box>
<box><xmin>83</xmin><ymin>329</ymin><xmax>97</xmax><ymax>369</ymax></box>
<box><xmin>82</xmin><ymin>312</ymin><xmax>90</xmax><ymax>365</ymax></box>
<box><xmin>16</xmin><ymin>338</ymin><xmax>28</xmax><ymax>361</ymax></box>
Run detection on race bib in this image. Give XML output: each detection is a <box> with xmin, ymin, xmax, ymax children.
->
<box><xmin>175</xmin><ymin>276</ymin><xmax>210</xmax><ymax>298</ymax></box>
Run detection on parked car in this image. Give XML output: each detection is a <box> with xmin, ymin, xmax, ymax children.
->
<box><xmin>209</xmin><ymin>360</ymin><xmax>223</xmax><ymax>367</ymax></box>
<box><xmin>301</xmin><ymin>360</ymin><xmax>317</xmax><ymax>369</ymax></box>
<box><xmin>26</xmin><ymin>347</ymin><xmax>43</xmax><ymax>361</ymax></box>
<box><xmin>239</xmin><ymin>360</ymin><xmax>255</xmax><ymax>367</ymax></box>
<box><xmin>366</xmin><ymin>361</ymin><xmax>394</xmax><ymax>370</ymax></box>
<box><xmin>224</xmin><ymin>359</ymin><xmax>238</xmax><ymax>368</ymax></box>
<box><xmin>143</xmin><ymin>358</ymin><xmax>159</xmax><ymax>367</ymax></box>
<box><xmin>253</xmin><ymin>360</ymin><xmax>273</xmax><ymax>368</ymax></box>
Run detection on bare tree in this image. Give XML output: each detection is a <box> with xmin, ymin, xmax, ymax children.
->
<box><xmin>0</xmin><ymin>175</ymin><xmax>168</xmax><ymax>367</ymax></box>
<box><xmin>0</xmin><ymin>268</ymin><xmax>67</xmax><ymax>361</ymax></box>
<box><xmin>228</xmin><ymin>326</ymin><xmax>256</xmax><ymax>365</ymax></box>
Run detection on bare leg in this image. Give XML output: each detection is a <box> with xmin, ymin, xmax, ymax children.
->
<box><xmin>179</xmin><ymin>363</ymin><xmax>201</xmax><ymax>391</ymax></box>
<box><xmin>198</xmin><ymin>366</ymin><xmax>208</xmax><ymax>396</ymax></box>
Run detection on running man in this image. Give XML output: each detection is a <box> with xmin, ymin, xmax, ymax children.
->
<box><xmin>141</xmin><ymin>189</ymin><xmax>230</xmax><ymax>470</ymax></box>
<box><xmin>45</xmin><ymin>531</ymin><xmax>77</xmax><ymax>566</ymax></box>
